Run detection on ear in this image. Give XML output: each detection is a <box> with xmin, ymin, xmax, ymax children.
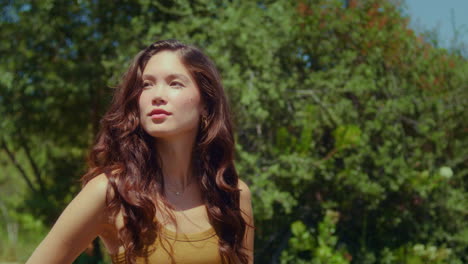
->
<box><xmin>201</xmin><ymin>105</ymin><xmax>208</xmax><ymax>117</ymax></box>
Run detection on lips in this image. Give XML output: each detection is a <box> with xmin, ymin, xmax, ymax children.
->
<box><xmin>148</xmin><ymin>109</ymin><xmax>172</xmax><ymax>120</ymax></box>
<box><xmin>148</xmin><ymin>109</ymin><xmax>172</xmax><ymax>116</ymax></box>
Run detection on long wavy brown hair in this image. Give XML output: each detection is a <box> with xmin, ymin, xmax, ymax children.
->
<box><xmin>81</xmin><ymin>39</ymin><xmax>248</xmax><ymax>263</ymax></box>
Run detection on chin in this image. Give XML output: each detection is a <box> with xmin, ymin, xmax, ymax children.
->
<box><xmin>146</xmin><ymin>129</ymin><xmax>194</xmax><ymax>140</ymax></box>
<box><xmin>146</xmin><ymin>129</ymin><xmax>175</xmax><ymax>139</ymax></box>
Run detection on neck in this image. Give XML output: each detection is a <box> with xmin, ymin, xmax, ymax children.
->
<box><xmin>155</xmin><ymin>134</ymin><xmax>197</xmax><ymax>190</ymax></box>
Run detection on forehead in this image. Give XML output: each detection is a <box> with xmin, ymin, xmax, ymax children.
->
<box><xmin>142</xmin><ymin>50</ymin><xmax>190</xmax><ymax>78</ymax></box>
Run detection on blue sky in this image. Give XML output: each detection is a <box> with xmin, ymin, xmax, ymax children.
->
<box><xmin>404</xmin><ymin>0</ymin><xmax>468</xmax><ymax>50</ymax></box>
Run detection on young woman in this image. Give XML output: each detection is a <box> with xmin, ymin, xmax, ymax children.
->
<box><xmin>26</xmin><ymin>39</ymin><xmax>254</xmax><ymax>264</ymax></box>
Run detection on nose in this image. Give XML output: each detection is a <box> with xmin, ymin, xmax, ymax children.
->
<box><xmin>151</xmin><ymin>84</ymin><xmax>167</xmax><ymax>105</ymax></box>
<box><xmin>152</xmin><ymin>96</ymin><xmax>166</xmax><ymax>105</ymax></box>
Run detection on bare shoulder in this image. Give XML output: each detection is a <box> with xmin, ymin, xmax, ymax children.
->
<box><xmin>238</xmin><ymin>179</ymin><xmax>253</xmax><ymax>217</ymax></box>
<box><xmin>25</xmin><ymin>173</ymin><xmax>112</xmax><ymax>264</ymax></box>
<box><xmin>84</xmin><ymin>173</ymin><xmax>109</xmax><ymax>192</ymax></box>
<box><xmin>81</xmin><ymin>173</ymin><xmax>112</xmax><ymax>205</ymax></box>
<box><xmin>238</xmin><ymin>179</ymin><xmax>255</xmax><ymax>263</ymax></box>
<box><xmin>69</xmin><ymin>172</ymin><xmax>112</xmax><ymax>224</ymax></box>
<box><xmin>55</xmin><ymin>172</ymin><xmax>114</xmax><ymax>232</ymax></box>
<box><xmin>238</xmin><ymin>178</ymin><xmax>252</xmax><ymax>199</ymax></box>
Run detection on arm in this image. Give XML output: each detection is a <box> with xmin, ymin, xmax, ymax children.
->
<box><xmin>239</xmin><ymin>179</ymin><xmax>254</xmax><ymax>264</ymax></box>
<box><xmin>26</xmin><ymin>174</ymin><xmax>111</xmax><ymax>264</ymax></box>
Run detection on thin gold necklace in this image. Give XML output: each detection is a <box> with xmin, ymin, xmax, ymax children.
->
<box><xmin>164</xmin><ymin>180</ymin><xmax>194</xmax><ymax>196</ymax></box>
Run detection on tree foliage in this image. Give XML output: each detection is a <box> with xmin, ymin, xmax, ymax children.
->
<box><xmin>1</xmin><ymin>0</ymin><xmax>467</xmax><ymax>263</ymax></box>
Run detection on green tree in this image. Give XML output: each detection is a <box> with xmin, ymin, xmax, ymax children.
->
<box><xmin>1</xmin><ymin>0</ymin><xmax>466</xmax><ymax>263</ymax></box>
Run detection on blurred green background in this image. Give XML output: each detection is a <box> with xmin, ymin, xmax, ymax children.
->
<box><xmin>1</xmin><ymin>0</ymin><xmax>467</xmax><ymax>263</ymax></box>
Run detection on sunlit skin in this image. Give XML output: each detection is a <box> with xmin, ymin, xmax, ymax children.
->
<box><xmin>139</xmin><ymin>51</ymin><xmax>205</xmax><ymax>191</ymax></box>
<box><xmin>25</xmin><ymin>50</ymin><xmax>254</xmax><ymax>264</ymax></box>
<box><xmin>139</xmin><ymin>51</ymin><xmax>204</xmax><ymax>140</ymax></box>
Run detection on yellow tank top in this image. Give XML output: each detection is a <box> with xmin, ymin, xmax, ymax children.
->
<box><xmin>110</xmin><ymin>226</ymin><xmax>222</xmax><ymax>264</ymax></box>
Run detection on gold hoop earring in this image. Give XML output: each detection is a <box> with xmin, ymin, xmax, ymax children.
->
<box><xmin>201</xmin><ymin>115</ymin><xmax>208</xmax><ymax>130</ymax></box>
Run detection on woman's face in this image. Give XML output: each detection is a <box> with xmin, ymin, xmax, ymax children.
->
<box><xmin>138</xmin><ymin>50</ymin><xmax>204</xmax><ymax>140</ymax></box>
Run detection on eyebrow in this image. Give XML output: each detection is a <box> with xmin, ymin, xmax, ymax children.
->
<box><xmin>142</xmin><ymin>73</ymin><xmax>191</xmax><ymax>83</ymax></box>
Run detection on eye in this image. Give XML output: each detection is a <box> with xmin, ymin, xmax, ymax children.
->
<box><xmin>170</xmin><ymin>81</ymin><xmax>184</xmax><ymax>88</ymax></box>
<box><xmin>142</xmin><ymin>81</ymin><xmax>152</xmax><ymax>88</ymax></box>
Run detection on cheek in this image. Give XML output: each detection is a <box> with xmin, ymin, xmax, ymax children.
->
<box><xmin>139</xmin><ymin>90</ymin><xmax>154</xmax><ymax>106</ymax></box>
<box><xmin>177</xmin><ymin>93</ymin><xmax>201</xmax><ymax>110</ymax></box>
<box><xmin>186</xmin><ymin>96</ymin><xmax>202</xmax><ymax>112</ymax></box>
<box><xmin>138</xmin><ymin>93</ymin><xmax>149</xmax><ymax>118</ymax></box>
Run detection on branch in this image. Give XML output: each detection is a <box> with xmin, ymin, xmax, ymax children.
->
<box><xmin>1</xmin><ymin>139</ymin><xmax>38</xmax><ymax>194</ymax></box>
<box><xmin>295</xmin><ymin>89</ymin><xmax>340</xmax><ymax>126</ymax></box>
<box><xmin>18</xmin><ymin>132</ymin><xmax>45</xmax><ymax>194</ymax></box>
<box><xmin>153</xmin><ymin>1</ymin><xmax>191</xmax><ymax>16</ymax></box>
<box><xmin>319</xmin><ymin>147</ymin><xmax>338</xmax><ymax>163</ymax></box>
